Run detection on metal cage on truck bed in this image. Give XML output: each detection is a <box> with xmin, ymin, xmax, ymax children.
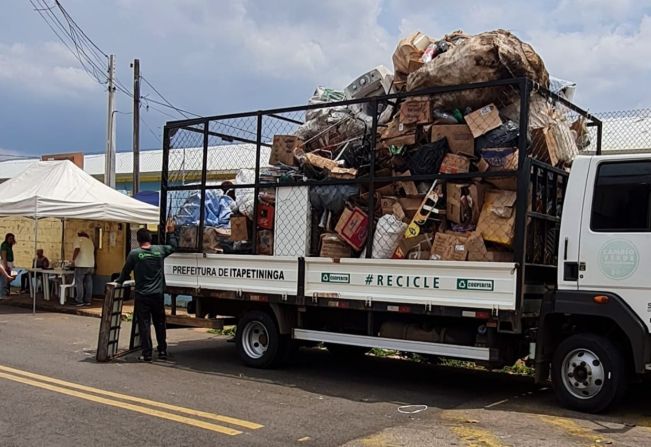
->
<box><xmin>160</xmin><ymin>78</ymin><xmax>601</xmax><ymax>326</ymax></box>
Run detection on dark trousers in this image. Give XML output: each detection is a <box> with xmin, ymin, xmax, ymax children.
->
<box><xmin>135</xmin><ymin>293</ymin><xmax>167</xmax><ymax>357</ymax></box>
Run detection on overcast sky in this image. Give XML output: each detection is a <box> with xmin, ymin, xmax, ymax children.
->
<box><xmin>0</xmin><ymin>0</ymin><xmax>650</xmax><ymax>158</ymax></box>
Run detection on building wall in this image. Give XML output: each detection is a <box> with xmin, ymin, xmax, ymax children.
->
<box><xmin>0</xmin><ymin>217</ymin><xmax>127</xmax><ymax>277</ymax></box>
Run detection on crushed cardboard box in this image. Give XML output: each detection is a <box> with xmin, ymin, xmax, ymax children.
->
<box><xmin>431</xmin><ymin>124</ymin><xmax>474</xmax><ymax>157</ymax></box>
<box><xmin>335</xmin><ymin>207</ymin><xmax>369</xmax><ymax>251</ymax></box>
<box><xmin>393</xmin><ymin>233</ymin><xmax>432</xmax><ymax>259</ymax></box>
<box><xmin>477</xmin><ymin>190</ymin><xmax>517</xmax><ymax>247</ymax></box>
<box><xmin>230</xmin><ymin>215</ymin><xmax>249</xmax><ymax>241</ymax></box>
<box><xmin>431</xmin><ymin>232</ymin><xmax>468</xmax><ymax>261</ymax></box>
<box><xmin>269</xmin><ymin>135</ymin><xmax>303</xmax><ymax>166</ymax></box>
<box><xmin>446</xmin><ymin>183</ymin><xmax>486</xmax><ymax>225</ymax></box>
<box><xmin>320</xmin><ymin>233</ymin><xmax>353</xmax><ymax>258</ymax></box>
<box><xmin>439</xmin><ymin>153</ymin><xmax>470</xmax><ymax>174</ymax></box>
<box><xmin>400</xmin><ymin>96</ymin><xmax>432</xmax><ymax>125</ymax></box>
<box><xmin>465</xmin><ymin>103</ymin><xmax>502</xmax><ymax>138</ymax></box>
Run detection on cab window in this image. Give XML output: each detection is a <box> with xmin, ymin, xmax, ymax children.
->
<box><xmin>591</xmin><ymin>161</ymin><xmax>651</xmax><ymax>232</ymax></box>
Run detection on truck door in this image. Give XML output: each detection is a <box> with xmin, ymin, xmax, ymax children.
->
<box><xmin>578</xmin><ymin>158</ymin><xmax>651</xmax><ymax>330</ymax></box>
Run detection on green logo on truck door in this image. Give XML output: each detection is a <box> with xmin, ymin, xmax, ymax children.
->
<box><xmin>457</xmin><ymin>278</ymin><xmax>494</xmax><ymax>291</ymax></box>
<box><xmin>321</xmin><ymin>273</ymin><xmax>350</xmax><ymax>284</ymax></box>
<box><xmin>599</xmin><ymin>239</ymin><xmax>639</xmax><ymax>280</ymax></box>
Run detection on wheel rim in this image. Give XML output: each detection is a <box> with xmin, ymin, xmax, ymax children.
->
<box><xmin>241</xmin><ymin>321</ymin><xmax>269</xmax><ymax>359</ymax></box>
<box><xmin>561</xmin><ymin>348</ymin><xmax>606</xmax><ymax>400</ymax></box>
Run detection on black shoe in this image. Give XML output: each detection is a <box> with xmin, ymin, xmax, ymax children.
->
<box><xmin>75</xmin><ymin>303</ymin><xmax>85</xmax><ymax>307</ymax></box>
<box><xmin>158</xmin><ymin>351</ymin><xmax>168</xmax><ymax>360</ymax></box>
<box><xmin>138</xmin><ymin>355</ymin><xmax>152</xmax><ymax>362</ymax></box>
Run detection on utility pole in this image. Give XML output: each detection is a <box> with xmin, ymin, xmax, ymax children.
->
<box><xmin>131</xmin><ymin>58</ymin><xmax>140</xmax><ymax>195</ymax></box>
<box><xmin>105</xmin><ymin>54</ymin><xmax>116</xmax><ymax>188</ymax></box>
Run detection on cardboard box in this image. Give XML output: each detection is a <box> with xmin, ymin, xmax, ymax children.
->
<box><xmin>487</xmin><ymin>249</ymin><xmax>514</xmax><ymax>262</ymax></box>
<box><xmin>320</xmin><ymin>233</ymin><xmax>352</xmax><ymax>258</ymax></box>
<box><xmin>257</xmin><ymin>203</ymin><xmax>275</xmax><ymax>230</ymax></box>
<box><xmin>380</xmin><ymin>117</ymin><xmax>418</xmax><ymax>148</ymax></box>
<box><xmin>475</xmin><ymin>157</ymin><xmax>490</xmax><ymax>173</ymax></box>
<box><xmin>466</xmin><ymin>232</ymin><xmax>489</xmax><ymax>261</ymax></box>
<box><xmin>335</xmin><ymin>207</ymin><xmax>369</xmax><ymax>251</ymax></box>
<box><xmin>269</xmin><ymin>135</ymin><xmax>303</xmax><ymax>166</ymax></box>
<box><xmin>431</xmin><ymin>232</ymin><xmax>468</xmax><ymax>261</ymax></box>
<box><xmin>398</xmin><ymin>195</ymin><xmax>426</xmax><ymax>219</ymax></box>
<box><xmin>400</xmin><ymin>96</ymin><xmax>432</xmax><ymax>125</ymax></box>
<box><xmin>381</xmin><ymin>196</ymin><xmax>399</xmax><ymax>215</ymax></box>
<box><xmin>230</xmin><ymin>215</ymin><xmax>250</xmax><ymax>241</ymax></box>
<box><xmin>477</xmin><ymin>190</ymin><xmax>517</xmax><ymax>247</ymax></box>
<box><xmin>330</xmin><ymin>166</ymin><xmax>357</xmax><ymax>179</ymax></box>
<box><xmin>446</xmin><ymin>183</ymin><xmax>485</xmax><ymax>225</ymax></box>
<box><xmin>257</xmin><ymin>229</ymin><xmax>274</xmax><ymax>255</ymax></box>
<box><xmin>439</xmin><ymin>154</ymin><xmax>470</xmax><ymax>174</ymax></box>
<box><xmin>393</xmin><ymin>233</ymin><xmax>432</xmax><ymax>259</ymax></box>
<box><xmin>531</xmin><ymin>127</ymin><xmax>560</xmax><ymax>167</ymax></box>
<box><xmin>305</xmin><ymin>152</ymin><xmax>339</xmax><ymax>171</ymax></box>
<box><xmin>431</xmin><ymin>124</ymin><xmax>475</xmax><ymax>157</ymax></box>
<box><xmin>465</xmin><ymin>104</ymin><xmax>502</xmax><ymax>138</ymax></box>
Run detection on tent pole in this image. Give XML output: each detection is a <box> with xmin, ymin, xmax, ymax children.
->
<box><xmin>33</xmin><ymin>198</ymin><xmax>38</xmax><ymax>315</ymax></box>
<box><xmin>61</xmin><ymin>218</ymin><xmax>65</xmax><ymax>261</ymax></box>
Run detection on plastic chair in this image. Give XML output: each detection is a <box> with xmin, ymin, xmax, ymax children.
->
<box><xmin>59</xmin><ymin>275</ymin><xmax>76</xmax><ymax>305</ymax></box>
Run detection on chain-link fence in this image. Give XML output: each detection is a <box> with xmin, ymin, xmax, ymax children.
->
<box><xmin>161</xmin><ymin>78</ymin><xmax>606</xmax><ymax>273</ymax></box>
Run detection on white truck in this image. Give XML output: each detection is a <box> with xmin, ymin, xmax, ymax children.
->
<box><xmin>160</xmin><ymin>79</ymin><xmax>650</xmax><ymax>413</ymax></box>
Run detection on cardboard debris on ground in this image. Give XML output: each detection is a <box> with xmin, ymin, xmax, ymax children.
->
<box><xmin>477</xmin><ymin>190</ymin><xmax>517</xmax><ymax>247</ymax></box>
<box><xmin>335</xmin><ymin>207</ymin><xmax>369</xmax><ymax>251</ymax></box>
<box><xmin>439</xmin><ymin>154</ymin><xmax>470</xmax><ymax>174</ymax></box>
<box><xmin>399</xmin><ymin>195</ymin><xmax>426</xmax><ymax>219</ymax></box>
<box><xmin>465</xmin><ymin>104</ymin><xmax>502</xmax><ymax>138</ymax></box>
<box><xmin>431</xmin><ymin>124</ymin><xmax>475</xmax><ymax>157</ymax></box>
<box><xmin>270</xmin><ymin>135</ymin><xmax>303</xmax><ymax>166</ymax></box>
<box><xmin>380</xmin><ymin>116</ymin><xmax>418</xmax><ymax>148</ymax></box>
<box><xmin>330</xmin><ymin>166</ymin><xmax>358</xmax><ymax>179</ymax></box>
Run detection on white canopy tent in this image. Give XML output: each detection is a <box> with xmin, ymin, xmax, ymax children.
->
<box><xmin>0</xmin><ymin>160</ymin><xmax>160</xmax><ymax>312</ymax></box>
<box><xmin>0</xmin><ymin>160</ymin><xmax>159</xmax><ymax>222</ymax></box>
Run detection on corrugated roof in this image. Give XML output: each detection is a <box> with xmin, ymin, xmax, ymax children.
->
<box><xmin>0</xmin><ymin>143</ymin><xmax>271</xmax><ymax>181</ymax></box>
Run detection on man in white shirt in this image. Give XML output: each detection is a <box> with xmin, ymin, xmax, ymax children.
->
<box><xmin>72</xmin><ymin>231</ymin><xmax>95</xmax><ymax>307</ymax></box>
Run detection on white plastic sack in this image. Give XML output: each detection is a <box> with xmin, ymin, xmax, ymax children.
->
<box><xmin>235</xmin><ymin>169</ymin><xmax>255</xmax><ymax>218</ymax></box>
<box><xmin>372</xmin><ymin>214</ymin><xmax>408</xmax><ymax>259</ymax></box>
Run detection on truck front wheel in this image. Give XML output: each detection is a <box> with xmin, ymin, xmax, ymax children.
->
<box><xmin>551</xmin><ymin>333</ymin><xmax>627</xmax><ymax>413</ymax></box>
<box><xmin>236</xmin><ymin>310</ymin><xmax>287</xmax><ymax>368</ymax></box>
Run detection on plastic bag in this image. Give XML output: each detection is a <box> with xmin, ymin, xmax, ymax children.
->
<box><xmin>235</xmin><ymin>169</ymin><xmax>256</xmax><ymax>218</ymax></box>
<box><xmin>307</xmin><ymin>86</ymin><xmax>346</xmax><ymax>121</ymax></box>
<box><xmin>309</xmin><ymin>185</ymin><xmax>359</xmax><ymax>214</ymax></box>
<box><xmin>475</xmin><ymin>120</ymin><xmax>519</xmax><ymax>151</ymax></box>
<box><xmin>372</xmin><ymin>214</ymin><xmax>407</xmax><ymax>259</ymax></box>
<box><xmin>404</xmin><ymin>139</ymin><xmax>449</xmax><ymax>175</ymax></box>
<box><xmin>176</xmin><ymin>189</ymin><xmax>233</xmax><ymax>227</ymax></box>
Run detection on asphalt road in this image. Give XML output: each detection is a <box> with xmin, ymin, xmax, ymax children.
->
<box><xmin>1</xmin><ymin>304</ymin><xmax>651</xmax><ymax>447</ymax></box>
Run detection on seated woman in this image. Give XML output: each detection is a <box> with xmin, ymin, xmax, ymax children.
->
<box><xmin>19</xmin><ymin>249</ymin><xmax>50</xmax><ymax>294</ymax></box>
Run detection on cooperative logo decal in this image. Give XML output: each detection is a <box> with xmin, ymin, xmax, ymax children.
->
<box><xmin>599</xmin><ymin>239</ymin><xmax>639</xmax><ymax>280</ymax></box>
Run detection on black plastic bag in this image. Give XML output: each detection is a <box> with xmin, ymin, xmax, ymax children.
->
<box><xmin>475</xmin><ymin>120</ymin><xmax>519</xmax><ymax>151</ymax></box>
<box><xmin>310</xmin><ymin>184</ymin><xmax>359</xmax><ymax>214</ymax></box>
<box><xmin>404</xmin><ymin>139</ymin><xmax>449</xmax><ymax>175</ymax></box>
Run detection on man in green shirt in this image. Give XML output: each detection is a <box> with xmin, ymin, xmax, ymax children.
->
<box><xmin>116</xmin><ymin>221</ymin><xmax>177</xmax><ymax>362</ymax></box>
<box><xmin>1</xmin><ymin>233</ymin><xmax>16</xmax><ymax>296</ymax></box>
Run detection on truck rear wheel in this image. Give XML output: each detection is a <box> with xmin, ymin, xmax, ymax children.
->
<box><xmin>236</xmin><ymin>310</ymin><xmax>287</xmax><ymax>368</ymax></box>
<box><xmin>551</xmin><ymin>333</ymin><xmax>627</xmax><ymax>413</ymax></box>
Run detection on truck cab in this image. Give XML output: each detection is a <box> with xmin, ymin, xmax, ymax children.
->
<box><xmin>541</xmin><ymin>154</ymin><xmax>651</xmax><ymax>412</ymax></box>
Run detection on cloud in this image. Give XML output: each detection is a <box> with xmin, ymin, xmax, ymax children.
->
<box><xmin>0</xmin><ymin>41</ymin><xmax>101</xmax><ymax>99</ymax></box>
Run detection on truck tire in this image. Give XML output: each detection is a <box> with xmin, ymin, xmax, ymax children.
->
<box><xmin>551</xmin><ymin>333</ymin><xmax>627</xmax><ymax>413</ymax></box>
<box><xmin>236</xmin><ymin>310</ymin><xmax>287</xmax><ymax>368</ymax></box>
